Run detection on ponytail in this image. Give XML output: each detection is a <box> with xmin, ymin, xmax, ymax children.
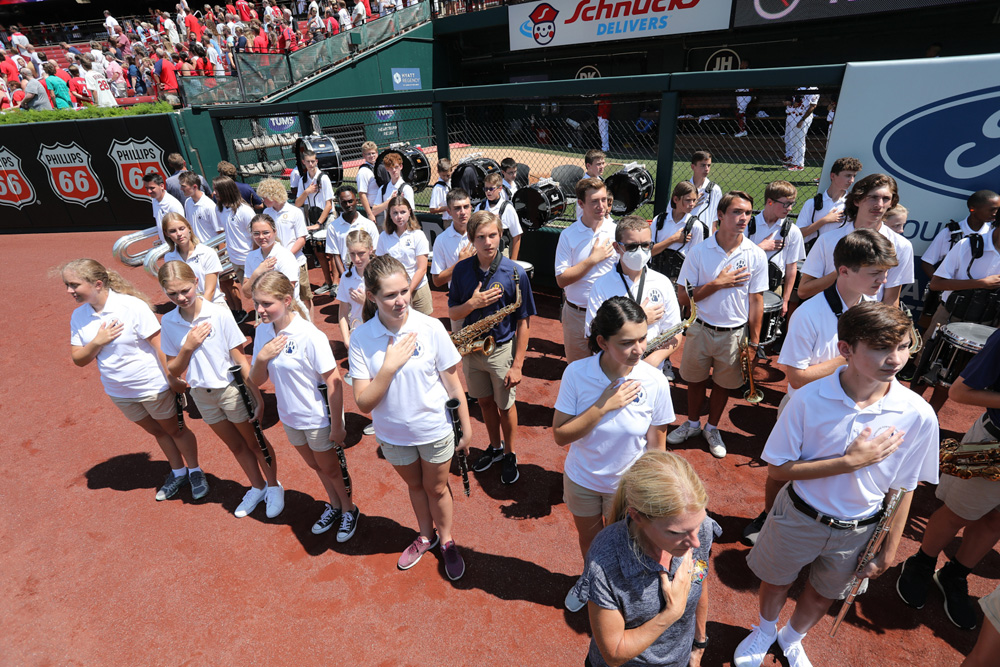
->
<box><xmin>251</xmin><ymin>270</ymin><xmax>307</xmax><ymax>319</ymax></box>
<box><xmin>61</xmin><ymin>258</ymin><xmax>154</xmax><ymax>311</ymax></box>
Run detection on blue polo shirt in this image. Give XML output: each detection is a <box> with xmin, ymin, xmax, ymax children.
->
<box><xmin>238</xmin><ymin>181</ymin><xmax>263</xmax><ymax>208</ymax></box>
<box><xmin>959</xmin><ymin>327</ymin><xmax>1000</xmax><ymax>427</ymax></box>
<box><xmin>448</xmin><ymin>254</ymin><xmax>536</xmax><ymax>345</ymax></box>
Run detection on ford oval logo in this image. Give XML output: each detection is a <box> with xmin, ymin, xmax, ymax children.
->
<box><xmin>267</xmin><ymin>116</ymin><xmax>296</xmax><ymax>132</ymax></box>
<box><xmin>375</xmin><ymin>107</ymin><xmax>395</xmax><ymax>122</ymax></box>
<box><xmin>874</xmin><ymin>86</ymin><xmax>1000</xmax><ymax>200</ymax></box>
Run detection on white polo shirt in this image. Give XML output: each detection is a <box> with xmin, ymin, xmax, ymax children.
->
<box><xmin>372</xmin><ymin>178</ymin><xmax>415</xmax><ymax>211</ymax></box>
<box><xmin>219</xmin><ymin>203</ymin><xmax>256</xmax><ymax>266</ymax></box>
<box><xmin>163</xmin><ymin>244</ymin><xmax>227</xmax><ymax>307</ymax></box>
<box><xmin>264</xmin><ymin>203</ymin><xmax>308</xmax><ymax>267</ymax></box>
<box><xmin>922</xmin><ymin>217</ymin><xmax>988</xmax><ymax>267</ymax></box>
<box><xmin>356</xmin><ymin>163</ymin><xmax>379</xmax><ymax>207</ymax></box>
<box><xmin>429</xmin><ymin>180</ymin><xmax>451</xmax><ymax>222</ymax></box>
<box><xmin>795</xmin><ymin>190</ymin><xmax>846</xmax><ymax>244</ymax></box>
<box><xmin>801</xmin><ymin>222</ymin><xmax>914</xmax><ymax>299</ymax></box>
<box><xmin>325</xmin><ymin>213</ymin><xmax>378</xmax><ymax>259</ymax></box>
<box><xmin>289</xmin><ymin>168</ymin><xmax>303</xmax><ymax>195</ymax></box>
<box><xmin>244</xmin><ymin>243</ymin><xmax>301</xmax><ymax>289</ymax></box>
<box><xmin>335</xmin><ymin>269</ymin><xmax>365</xmax><ymax>330</ymax></box>
<box><xmin>677</xmin><ymin>234</ymin><xmax>768</xmax><ymax>327</ymax></box>
<box><xmin>377</xmin><ymin>229</ymin><xmax>430</xmax><ymax>290</ymax></box>
<box><xmin>430</xmin><ymin>224</ymin><xmax>471</xmax><ymax>287</ymax></box>
<box><xmin>554</xmin><ymin>218</ymin><xmax>618</xmax><ymax>307</ymax></box>
<box><xmin>502</xmin><ymin>178</ymin><xmax>518</xmax><ymax>201</ymax></box>
<box><xmin>763</xmin><ymin>368</ymin><xmax>939</xmax><ymax>520</ymax></box>
<box><xmin>478</xmin><ymin>197</ymin><xmax>523</xmax><ymax>238</ymax></box>
<box><xmin>252</xmin><ymin>314</ymin><xmax>336</xmax><ymax>430</ymax></box>
<box><xmin>153</xmin><ymin>192</ymin><xmax>184</xmax><ymax>244</ymax></box>
<box><xmin>690</xmin><ymin>179</ymin><xmax>722</xmax><ymax>223</ymax></box>
<box><xmin>69</xmin><ymin>290</ymin><xmax>168</xmax><ymax>399</ymax></box>
<box><xmin>555</xmin><ymin>352</ymin><xmax>674</xmax><ymax>494</ymax></box>
<box><xmin>585</xmin><ymin>265</ymin><xmax>680</xmax><ymax>340</ymax></box>
<box><xmin>934</xmin><ymin>231</ymin><xmax>1000</xmax><ymax>301</ymax></box>
<box><xmin>300</xmin><ymin>170</ymin><xmax>335</xmax><ymax>215</ymax></box>
<box><xmin>652</xmin><ymin>211</ymin><xmax>706</xmax><ymax>253</ymax></box>
<box><xmin>748</xmin><ymin>212</ymin><xmax>806</xmax><ymax>276</ymax></box>
<box><xmin>185</xmin><ymin>195</ymin><xmax>222</xmax><ymax>243</ymax></box>
<box><xmin>348</xmin><ymin>308</ymin><xmax>462</xmax><ymax>446</ymax></box>
<box><xmin>160</xmin><ymin>299</ymin><xmax>246</xmax><ymax>389</ymax></box>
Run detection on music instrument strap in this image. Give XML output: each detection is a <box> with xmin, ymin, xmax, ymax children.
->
<box><xmin>823</xmin><ymin>284</ymin><xmax>846</xmax><ymax>318</ymax></box>
<box><xmin>616</xmin><ymin>262</ymin><xmax>646</xmax><ymax>306</ymax></box>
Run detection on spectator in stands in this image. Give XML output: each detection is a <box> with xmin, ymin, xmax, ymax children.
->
<box><xmin>338</xmin><ymin>2</ymin><xmax>353</xmax><ymax>30</ymax></box>
<box><xmin>234</xmin><ymin>26</ymin><xmax>248</xmax><ymax>53</ymax></box>
<box><xmin>201</xmin><ymin>35</ymin><xmax>225</xmax><ymax>75</ymax></box>
<box><xmin>352</xmin><ymin>0</ymin><xmax>367</xmax><ymax>26</ymax></box>
<box><xmin>25</xmin><ymin>45</ymin><xmax>42</xmax><ymax>74</ymax></box>
<box><xmin>0</xmin><ymin>73</ymin><xmax>12</xmax><ymax>110</ymax></box>
<box><xmin>17</xmin><ymin>67</ymin><xmax>52</xmax><ymax>110</ymax></box>
<box><xmin>252</xmin><ymin>22</ymin><xmax>269</xmax><ymax>52</ymax></box>
<box><xmin>177</xmin><ymin>51</ymin><xmax>196</xmax><ymax>77</ymax></box>
<box><xmin>115</xmin><ymin>27</ymin><xmax>132</xmax><ymax>57</ymax></box>
<box><xmin>324</xmin><ymin>8</ymin><xmax>341</xmax><ymax>35</ymax></box>
<box><xmin>59</xmin><ymin>42</ymin><xmax>85</xmax><ymax>59</ymax></box>
<box><xmin>88</xmin><ymin>41</ymin><xmax>107</xmax><ymax>75</ymax></box>
<box><xmin>103</xmin><ymin>11</ymin><xmax>119</xmax><ymax>35</ymax></box>
<box><xmin>10</xmin><ymin>28</ymin><xmax>29</xmax><ymax>56</ymax></box>
<box><xmin>163</xmin><ymin>15</ymin><xmax>180</xmax><ymax>45</ymax></box>
<box><xmin>0</xmin><ymin>51</ymin><xmax>20</xmax><ymax>84</ymax></box>
<box><xmin>236</xmin><ymin>0</ymin><xmax>253</xmax><ymax>22</ymax></box>
<box><xmin>153</xmin><ymin>47</ymin><xmax>180</xmax><ymax>105</ymax></box>
<box><xmin>104</xmin><ymin>52</ymin><xmax>125</xmax><ymax>96</ymax></box>
<box><xmin>140</xmin><ymin>58</ymin><xmax>157</xmax><ymax>97</ymax></box>
<box><xmin>50</xmin><ymin>60</ymin><xmax>70</xmax><ymax>84</ymax></box>
<box><xmin>66</xmin><ymin>64</ymin><xmax>92</xmax><ymax>106</ymax></box>
<box><xmin>126</xmin><ymin>56</ymin><xmax>145</xmax><ymax>95</ymax></box>
<box><xmin>80</xmin><ymin>58</ymin><xmax>116</xmax><ymax>107</ymax></box>
<box><xmin>42</xmin><ymin>62</ymin><xmax>72</xmax><ymax>109</ymax></box>
<box><xmin>216</xmin><ymin>160</ymin><xmax>264</xmax><ymax>212</ymax></box>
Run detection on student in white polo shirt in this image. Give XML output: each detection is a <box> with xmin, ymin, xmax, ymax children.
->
<box><xmin>670</xmin><ymin>191</ymin><xmax>768</xmax><ymax>458</ymax></box>
<box><xmin>586</xmin><ymin>215</ymin><xmax>681</xmax><ymax>371</ymax></box>
<box><xmin>556</xmin><ymin>296</ymin><xmax>674</xmax><ymax>613</ymax></box>
<box><xmin>161</xmin><ymin>212</ymin><xmax>227</xmax><ymax>307</ymax></box>
<box><xmin>798</xmin><ymin>173</ymin><xmax>914</xmax><ymax>308</ymax></box>
<box><xmin>63</xmin><ymin>258</ymin><xmax>202</xmax><ymax>503</ymax></box>
<box><xmin>555</xmin><ymin>177</ymin><xmax>618</xmax><ymax>363</ymax></box>
<box><xmin>431</xmin><ymin>188</ymin><xmax>475</xmax><ymax>331</ymax></box>
<box><xmin>795</xmin><ymin>157</ymin><xmax>861</xmax><ymax>251</ymax></box>
<box><xmin>742</xmin><ymin>229</ymin><xmax>898</xmax><ymax>546</ymax></box>
<box><xmin>294</xmin><ymin>150</ymin><xmax>338</xmax><ymax>296</ymax></box>
<box><xmin>250</xmin><ymin>271</ymin><xmax>358</xmax><ymax>543</ymax></box>
<box><xmin>918</xmin><ymin>190</ymin><xmax>999</xmax><ymax>282</ymax></box>
<box><xmin>356</xmin><ymin>140</ymin><xmax>381</xmax><ymax>222</ymax></box>
<box><xmin>376</xmin><ymin>194</ymin><xmax>433</xmax><ymax>316</ymax></box>
<box><xmin>427</xmin><ymin>159</ymin><xmax>452</xmax><ymax>220</ymax></box>
<box><xmin>735</xmin><ymin>302</ymin><xmax>939</xmax><ymax>667</ymax></box>
<box><xmin>349</xmin><ymin>254</ymin><xmax>473</xmax><ymax>581</ymax></box>
<box><xmin>242</xmin><ymin>214</ymin><xmax>303</xmax><ymax>305</ymax></box>
<box><xmin>213</xmin><ymin>176</ymin><xmax>256</xmax><ymax>323</ymax></box>
<box><xmin>746</xmin><ymin>180</ymin><xmax>806</xmax><ymax>318</ymax></box>
<box><xmin>158</xmin><ymin>261</ymin><xmax>283</xmax><ymax>519</ymax></box>
<box><xmin>500</xmin><ymin>157</ymin><xmax>518</xmax><ymax>200</ymax></box>
<box><xmin>258</xmin><ymin>178</ymin><xmax>312</xmax><ymax>316</ymax></box>
<box><xmin>650</xmin><ymin>181</ymin><xmax>707</xmax><ymax>282</ymax></box>
<box><xmin>180</xmin><ymin>171</ymin><xmax>221</xmax><ymax>243</ymax></box>
<box><xmin>687</xmin><ymin>150</ymin><xmax>723</xmax><ymax>229</ymax></box>
<box><xmin>476</xmin><ymin>172</ymin><xmax>523</xmax><ymax>260</ymax></box>
<box><xmin>336</xmin><ymin>229</ymin><xmax>375</xmax><ymax>347</ymax></box>
<box><xmin>370</xmin><ymin>152</ymin><xmax>415</xmax><ymax>225</ymax></box>
<box><xmin>325</xmin><ymin>185</ymin><xmax>379</xmax><ymax>286</ymax></box>
<box><xmin>144</xmin><ymin>172</ymin><xmax>184</xmax><ymax>244</ymax></box>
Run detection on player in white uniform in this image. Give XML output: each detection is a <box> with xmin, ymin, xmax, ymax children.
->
<box><xmin>144</xmin><ymin>172</ymin><xmax>184</xmax><ymax>244</ymax></box>
<box><xmin>734</xmin><ymin>60</ymin><xmax>751</xmax><ymax>138</ymax></box>
<box><xmin>349</xmin><ymin>254</ymin><xmax>473</xmax><ymax>580</ymax></box>
<box><xmin>376</xmin><ymin>194</ymin><xmax>432</xmax><ymax>316</ymax></box>
<box><xmin>250</xmin><ymin>271</ymin><xmax>358</xmax><ymax>542</ymax></box>
<box><xmin>212</xmin><ymin>176</ymin><xmax>256</xmax><ymax>322</ymax></box>
<box><xmin>431</xmin><ymin>188</ymin><xmax>474</xmax><ymax>331</ymax></box>
<box><xmin>476</xmin><ymin>172</ymin><xmax>523</xmax><ymax>260</ymax></box>
<box><xmin>160</xmin><ymin>212</ymin><xmax>227</xmax><ymax>307</ymax></box>
<box><xmin>746</xmin><ymin>181</ymin><xmax>806</xmax><ymax>318</ymax></box>
<box><xmin>783</xmin><ymin>86</ymin><xmax>819</xmax><ymax>171</ymax></box>
<box><xmin>555</xmin><ymin>177</ymin><xmax>618</xmax><ymax>363</ymax></box>
<box><xmin>293</xmin><ymin>151</ymin><xmax>337</xmax><ymax>295</ymax></box>
<box><xmin>258</xmin><ymin>178</ymin><xmax>312</xmax><ymax>315</ymax></box>
<box><xmin>796</xmin><ymin>157</ymin><xmax>861</xmax><ymax>248</ymax></box>
<box><xmin>158</xmin><ymin>261</ymin><xmax>283</xmax><ymax>519</ymax></box>
<box><xmin>63</xmin><ymin>259</ymin><xmax>203</xmax><ymax>502</ymax></box>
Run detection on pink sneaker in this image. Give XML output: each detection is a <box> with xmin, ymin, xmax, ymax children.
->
<box><xmin>398</xmin><ymin>532</ymin><xmax>439</xmax><ymax>570</ymax></box>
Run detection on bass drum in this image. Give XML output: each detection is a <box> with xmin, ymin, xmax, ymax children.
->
<box><xmin>376</xmin><ymin>144</ymin><xmax>431</xmax><ymax>193</ymax></box>
<box><xmin>760</xmin><ymin>290</ymin><xmax>785</xmax><ymax>347</ymax></box>
<box><xmin>512</xmin><ymin>178</ymin><xmax>566</xmax><ymax>230</ymax></box>
<box><xmin>452</xmin><ymin>156</ymin><xmax>501</xmax><ymax>206</ymax></box>
<box><xmin>606</xmin><ymin>162</ymin><xmax>654</xmax><ymax>215</ymax></box>
<box><xmin>294</xmin><ymin>135</ymin><xmax>343</xmax><ymax>187</ymax></box>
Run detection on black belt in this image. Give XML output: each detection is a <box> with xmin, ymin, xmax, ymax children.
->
<box><xmin>696</xmin><ymin>318</ymin><xmax>746</xmax><ymax>332</ymax></box>
<box><xmin>984</xmin><ymin>414</ymin><xmax>1000</xmax><ymax>440</ymax></box>
<box><xmin>787</xmin><ymin>485</ymin><xmax>882</xmax><ymax>530</ymax></box>
<box><xmin>565</xmin><ymin>300</ymin><xmax>586</xmax><ymax>312</ymax></box>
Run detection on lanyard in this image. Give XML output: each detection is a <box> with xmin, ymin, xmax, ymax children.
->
<box><xmin>477</xmin><ymin>250</ymin><xmax>504</xmax><ymax>292</ymax></box>
<box><xmin>616</xmin><ymin>262</ymin><xmax>646</xmax><ymax>306</ymax></box>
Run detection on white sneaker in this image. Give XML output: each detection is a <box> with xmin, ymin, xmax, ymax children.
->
<box><xmin>782</xmin><ymin>641</ymin><xmax>813</xmax><ymax>667</ymax></box>
<box><xmin>565</xmin><ymin>576</ymin><xmax>586</xmax><ymax>612</ymax></box>
<box><xmin>734</xmin><ymin>131</ymin><xmax>748</xmax><ymax>138</ymax></box>
<box><xmin>734</xmin><ymin>624</ymin><xmax>777</xmax><ymax>667</ymax></box>
<box><xmin>705</xmin><ymin>428</ymin><xmax>727</xmax><ymax>458</ymax></box>
<box><xmin>235</xmin><ymin>486</ymin><xmax>266</xmax><ymax>518</ymax></box>
<box><xmin>667</xmin><ymin>421</ymin><xmax>702</xmax><ymax>445</ymax></box>
<box><xmin>265</xmin><ymin>482</ymin><xmax>285</xmax><ymax>518</ymax></box>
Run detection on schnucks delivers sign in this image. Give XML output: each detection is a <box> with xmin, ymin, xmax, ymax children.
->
<box><xmin>508</xmin><ymin>0</ymin><xmax>732</xmax><ymax>51</ymax></box>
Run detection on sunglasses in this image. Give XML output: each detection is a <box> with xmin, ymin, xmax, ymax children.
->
<box><xmin>484</xmin><ymin>186</ymin><xmax>501</xmax><ymax>192</ymax></box>
<box><xmin>621</xmin><ymin>242</ymin><xmax>652</xmax><ymax>252</ymax></box>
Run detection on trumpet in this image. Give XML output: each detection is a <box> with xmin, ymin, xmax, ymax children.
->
<box><xmin>740</xmin><ymin>332</ymin><xmax>764</xmax><ymax>404</ymax></box>
<box><xmin>451</xmin><ymin>280</ymin><xmax>522</xmax><ymax>357</ymax></box>
<box><xmin>642</xmin><ymin>302</ymin><xmax>698</xmax><ymax>358</ymax></box>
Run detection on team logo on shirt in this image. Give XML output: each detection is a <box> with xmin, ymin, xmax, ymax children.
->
<box><xmin>107</xmin><ymin>137</ymin><xmax>168</xmax><ymax>201</ymax></box>
<box><xmin>284</xmin><ymin>339</ymin><xmax>298</xmax><ymax>355</ymax></box>
<box><xmin>733</xmin><ymin>257</ymin><xmax>748</xmax><ymax>272</ymax></box>
<box><xmin>37</xmin><ymin>142</ymin><xmax>104</xmax><ymax>206</ymax></box>
<box><xmin>648</xmin><ymin>289</ymin><xmax>663</xmax><ymax>304</ymax></box>
<box><xmin>412</xmin><ymin>340</ymin><xmax>423</xmax><ymax>358</ymax></box>
<box><xmin>632</xmin><ymin>385</ymin><xmax>647</xmax><ymax>405</ymax></box>
<box><xmin>0</xmin><ymin>146</ymin><xmax>37</xmax><ymax>209</ymax></box>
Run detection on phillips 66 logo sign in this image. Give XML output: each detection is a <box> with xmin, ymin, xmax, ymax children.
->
<box><xmin>107</xmin><ymin>137</ymin><xmax>168</xmax><ymax>201</ymax></box>
<box><xmin>37</xmin><ymin>142</ymin><xmax>104</xmax><ymax>206</ymax></box>
<box><xmin>0</xmin><ymin>146</ymin><xmax>37</xmax><ymax>209</ymax></box>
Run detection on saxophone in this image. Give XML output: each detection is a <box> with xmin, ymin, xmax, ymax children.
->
<box><xmin>939</xmin><ymin>438</ymin><xmax>1000</xmax><ymax>481</ymax></box>
<box><xmin>451</xmin><ymin>280</ymin><xmax>522</xmax><ymax>356</ymax></box>
<box><xmin>642</xmin><ymin>301</ymin><xmax>698</xmax><ymax>359</ymax></box>
<box><xmin>740</xmin><ymin>331</ymin><xmax>764</xmax><ymax>404</ymax></box>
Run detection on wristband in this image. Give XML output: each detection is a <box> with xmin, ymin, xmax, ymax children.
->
<box><xmin>693</xmin><ymin>637</ymin><xmax>709</xmax><ymax>650</ymax></box>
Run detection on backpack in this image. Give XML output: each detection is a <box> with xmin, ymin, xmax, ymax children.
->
<box><xmin>360</xmin><ymin>161</ymin><xmax>389</xmax><ymax>189</ymax></box>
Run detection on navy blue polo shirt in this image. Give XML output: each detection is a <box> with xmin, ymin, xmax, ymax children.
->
<box><xmin>959</xmin><ymin>327</ymin><xmax>1000</xmax><ymax>426</ymax></box>
<box><xmin>238</xmin><ymin>181</ymin><xmax>263</xmax><ymax>208</ymax></box>
<box><xmin>448</xmin><ymin>254</ymin><xmax>536</xmax><ymax>345</ymax></box>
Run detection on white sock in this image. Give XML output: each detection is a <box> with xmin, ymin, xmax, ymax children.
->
<box><xmin>778</xmin><ymin>623</ymin><xmax>806</xmax><ymax>649</ymax></box>
<box><xmin>759</xmin><ymin>614</ymin><xmax>778</xmax><ymax>636</ymax></box>
<box><xmin>687</xmin><ymin>420</ymin><xmax>700</xmax><ymax>428</ymax></box>
<box><xmin>172</xmin><ymin>467</ymin><xmax>188</xmax><ymax>478</ymax></box>
<box><xmin>188</xmin><ymin>466</ymin><xmax>202</xmax><ymax>474</ymax></box>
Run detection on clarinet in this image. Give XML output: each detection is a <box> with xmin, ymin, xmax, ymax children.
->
<box><xmin>228</xmin><ymin>364</ymin><xmax>273</xmax><ymax>466</ymax></box>
<box><xmin>318</xmin><ymin>381</ymin><xmax>352</xmax><ymax>498</ymax></box>
<box><xmin>174</xmin><ymin>392</ymin><xmax>185</xmax><ymax>431</ymax></box>
<box><xmin>445</xmin><ymin>398</ymin><xmax>471</xmax><ymax>497</ymax></box>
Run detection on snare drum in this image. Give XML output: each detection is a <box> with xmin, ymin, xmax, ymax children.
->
<box><xmin>452</xmin><ymin>156</ymin><xmax>501</xmax><ymax>206</ymax></box>
<box><xmin>512</xmin><ymin>178</ymin><xmax>566</xmax><ymax>230</ymax></box>
<box><xmin>923</xmin><ymin>322</ymin><xmax>997</xmax><ymax>386</ymax></box>
<box><xmin>294</xmin><ymin>135</ymin><xmax>343</xmax><ymax>187</ymax></box>
<box><xmin>515</xmin><ymin>260</ymin><xmax>535</xmax><ymax>280</ymax></box>
<box><xmin>760</xmin><ymin>290</ymin><xmax>784</xmax><ymax>347</ymax></box>
<box><xmin>377</xmin><ymin>144</ymin><xmax>431</xmax><ymax>193</ymax></box>
<box><xmin>606</xmin><ymin>162</ymin><xmax>654</xmax><ymax>215</ymax></box>
<box><xmin>309</xmin><ymin>226</ymin><xmax>328</xmax><ymax>253</ymax></box>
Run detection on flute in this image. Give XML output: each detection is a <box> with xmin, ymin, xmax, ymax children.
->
<box><xmin>445</xmin><ymin>398</ymin><xmax>471</xmax><ymax>497</ymax></box>
<box><xmin>228</xmin><ymin>364</ymin><xmax>273</xmax><ymax>467</ymax></box>
<box><xmin>829</xmin><ymin>487</ymin><xmax>908</xmax><ymax>637</ymax></box>
<box><xmin>174</xmin><ymin>392</ymin><xmax>185</xmax><ymax>431</ymax></box>
<box><xmin>318</xmin><ymin>381</ymin><xmax>352</xmax><ymax>498</ymax></box>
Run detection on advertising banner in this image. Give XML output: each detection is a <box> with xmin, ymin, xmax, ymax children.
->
<box><xmin>734</xmin><ymin>0</ymin><xmax>976</xmax><ymax>28</ymax></box>
<box><xmin>508</xmin><ymin>0</ymin><xmax>732</xmax><ymax>52</ymax></box>
<box><xmin>821</xmin><ymin>54</ymin><xmax>1000</xmax><ymax>304</ymax></box>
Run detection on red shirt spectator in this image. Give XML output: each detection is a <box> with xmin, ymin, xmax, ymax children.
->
<box><xmin>279</xmin><ymin>25</ymin><xmax>298</xmax><ymax>52</ymax></box>
<box><xmin>362</xmin><ymin>0</ymin><xmax>372</xmax><ymax>17</ymax></box>
<box><xmin>55</xmin><ymin>67</ymin><xmax>71</xmax><ymax>83</ymax></box>
<box><xmin>226</xmin><ymin>3</ymin><xmax>237</xmax><ymax>15</ymax></box>
<box><xmin>0</xmin><ymin>57</ymin><xmax>19</xmax><ymax>84</ymax></box>
<box><xmin>236</xmin><ymin>0</ymin><xmax>252</xmax><ymax>22</ymax></box>
<box><xmin>325</xmin><ymin>16</ymin><xmax>340</xmax><ymax>36</ymax></box>
<box><xmin>11</xmin><ymin>87</ymin><xmax>24</xmax><ymax>107</ymax></box>
<box><xmin>253</xmin><ymin>30</ymin><xmax>269</xmax><ymax>53</ymax></box>
<box><xmin>0</xmin><ymin>78</ymin><xmax>11</xmax><ymax>109</ymax></box>
<box><xmin>68</xmin><ymin>76</ymin><xmax>91</xmax><ymax>105</ymax></box>
<box><xmin>159</xmin><ymin>57</ymin><xmax>179</xmax><ymax>92</ymax></box>
<box><xmin>196</xmin><ymin>57</ymin><xmax>211</xmax><ymax>76</ymax></box>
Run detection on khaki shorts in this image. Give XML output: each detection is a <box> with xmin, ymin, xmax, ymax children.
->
<box><xmin>110</xmin><ymin>389</ymin><xmax>178</xmax><ymax>422</ymax></box>
<box><xmin>378</xmin><ymin>433</ymin><xmax>454</xmax><ymax>466</ymax></box>
<box><xmin>747</xmin><ymin>486</ymin><xmax>877</xmax><ymax>600</ymax></box>
<box><xmin>464</xmin><ymin>340</ymin><xmax>516</xmax><ymax>410</ymax></box>
<box><xmin>564</xmin><ymin>474</ymin><xmax>615</xmax><ymax>520</ymax></box>
<box><xmin>679</xmin><ymin>320</ymin><xmax>744</xmax><ymax>390</ymax></box>
<box><xmin>231</xmin><ymin>264</ymin><xmax>245</xmax><ymax>282</ymax></box>
<box><xmin>282</xmin><ymin>423</ymin><xmax>334</xmax><ymax>452</ymax></box>
<box><xmin>190</xmin><ymin>383</ymin><xmax>250</xmax><ymax>425</ymax></box>
<box><xmin>935</xmin><ymin>415</ymin><xmax>1000</xmax><ymax>521</ymax></box>
<box><xmin>981</xmin><ymin>583</ymin><xmax>1000</xmax><ymax>634</ymax></box>
<box><xmin>298</xmin><ymin>264</ymin><xmax>313</xmax><ymax>301</ymax></box>
<box><xmin>450</xmin><ymin>318</ymin><xmax>464</xmax><ymax>333</ymax></box>
<box><xmin>562</xmin><ymin>301</ymin><xmax>590</xmax><ymax>363</ymax></box>
<box><xmin>410</xmin><ymin>282</ymin><xmax>433</xmax><ymax>316</ymax></box>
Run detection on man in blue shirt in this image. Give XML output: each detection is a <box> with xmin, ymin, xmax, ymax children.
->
<box><xmin>448</xmin><ymin>210</ymin><xmax>536</xmax><ymax>485</ymax></box>
<box><xmin>216</xmin><ymin>160</ymin><xmax>264</xmax><ymax>212</ymax></box>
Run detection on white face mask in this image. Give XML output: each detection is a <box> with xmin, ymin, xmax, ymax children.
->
<box><xmin>621</xmin><ymin>247</ymin><xmax>650</xmax><ymax>272</ymax></box>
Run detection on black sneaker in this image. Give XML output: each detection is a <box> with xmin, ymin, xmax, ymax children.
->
<box><xmin>934</xmin><ymin>562</ymin><xmax>978</xmax><ymax>630</ymax></box>
<box><xmin>472</xmin><ymin>445</ymin><xmax>504</xmax><ymax>473</ymax></box>
<box><xmin>155</xmin><ymin>471</ymin><xmax>188</xmax><ymax>501</ymax></box>
<box><xmin>311</xmin><ymin>503</ymin><xmax>341</xmax><ymax>535</ymax></box>
<box><xmin>896</xmin><ymin>553</ymin><xmax>935</xmax><ymax>609</ymax></box>
<box><xmin>500</xmin><ymin>452</ymin><xmax>519</xmax><ymax>484</ymax></box>
<box><xmin>189</xmin><ymin>470</ymin><xmax>210</xmax><ymax>500</ymax></box>
<box><xmin>336</xmin><ymin>506</ymin><xmax>360</xmax><ymax>543</ymax></box>
<box><xmin>741</xmin><ymin>511</ymin><xmax>768</xmax><ymax>546</ymax></box>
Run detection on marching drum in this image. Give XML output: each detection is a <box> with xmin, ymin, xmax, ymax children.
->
<box><xmin>452</xmin><ymin>155</ymin><xmax>501</xmax><ymax>206</ymax></box>
<box><xmin>377</xmin><ymin>144</ymin><xmax>431</xmax><ymax>193</ymax></box>
<box><xmin>922</xmin><ymin>322</ymin><xmax>997</xmax><ymax>387</ymax></box>
<box><xmin>760</xmin><ymin>290</ymin><xmax>785</xmax><ymax>347</ymax></box>
<box><xmin>514</xmin><ymin>260</ymin><xmax>535</xmax><ymax>280</ymax></box>
<box><xmin>512</xmin><ymin>178</ymin><xmax>566</xmax><ymax>230</ymax></box>
<box><xmin>294</xmin><ymin>134</ymin><xmax>343</xmax><ymax>187</ymax></box>
<box><xmin>606</xmin><ymin>162</ymin><xmax>654</xmax><ymax>215</ymax></box>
